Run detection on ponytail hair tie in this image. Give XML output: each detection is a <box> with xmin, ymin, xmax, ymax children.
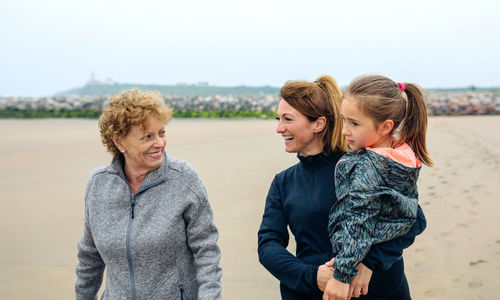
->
<box><xmin>397</xmin><ymin>82</ymin><xmax>405</xmax><ymax>92</ymax></box>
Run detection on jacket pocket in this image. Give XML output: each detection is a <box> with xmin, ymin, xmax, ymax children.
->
<box><xmin>147</xmin><ymin>269</ymin><xmax>182</xmax><ymax>300</ymax></box>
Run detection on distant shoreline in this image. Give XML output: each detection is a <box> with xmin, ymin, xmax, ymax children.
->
<box><xmin>1</xmin><ymin>108</ymin><xmax>499</xmax><ymax>119</ymax></box>
<box><xmin>0</xmin><ymin>108</ymin><xmax>277</xmax><ymax>119</ymax></box>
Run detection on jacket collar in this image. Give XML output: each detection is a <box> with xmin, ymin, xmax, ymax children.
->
<box><xmin>297</xmin><ymin>151</ymin><xmax>331</xmax><ymax>168</ymax></box>
<box><xmin>108</xmin><ymin>153</ymin><xmax>169</xmax><ymax>193</ymax></box>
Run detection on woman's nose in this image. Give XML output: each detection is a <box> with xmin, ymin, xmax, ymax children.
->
<box><xmin>155</xmin><ymin>135</ymin><xmax>166</xmax><ymax>147</ymax></box>
<box><xmin>276</xmin><ymin>122</ymin><xmax>284</xmax><ymax>133</ymax></box>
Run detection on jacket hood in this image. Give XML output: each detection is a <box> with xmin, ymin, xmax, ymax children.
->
<box><xmin>347</xmin><ymin>149</ymin><xmax>421</xmax><ymax>195</ymax></box>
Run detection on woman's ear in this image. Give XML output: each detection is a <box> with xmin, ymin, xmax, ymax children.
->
<box><xmin>378</xmin><ymin>119</ymin><xmax>394</xmax><ymax>136</ymax></box>
<box><xmin>111</xmin><ymin>135</ymin><xmax>123</xmax><ymax>150</ymax></box>
<box><xmin>313</xmin><ymin>116</ymin><xmax>327</xmax><ymax>133</ymax></box>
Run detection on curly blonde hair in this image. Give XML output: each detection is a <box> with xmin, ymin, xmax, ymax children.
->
<box><xmin>98</xmin><ymin>89</ymin><xmax>173</xmax><ymax>158</ymax></box>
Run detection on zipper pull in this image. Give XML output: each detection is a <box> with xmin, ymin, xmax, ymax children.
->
<box><xmin>130</xmin><ymin>196</ymin><xmax>135</xmax><ymax>219</ymax></box>
<box><xmin>179</xmin><ymin>284</ymin><xmax>188</xmax><ymax>300</ymax></box>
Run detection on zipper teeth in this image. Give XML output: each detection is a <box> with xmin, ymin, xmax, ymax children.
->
<box><xmin>131</xmin><ymin>197</ymin><xmax>135</xmax><ymax>219</ymax></box>
<box><xmin>126</xmin><ymin>194</ymin><xmax>137</xmax><ymax>300</ymax></box>
<box><xmin>115</xmin><ymin>168</ymin><xmax>166</xmax><ymax>300</ymax></box>
<box><xmin>179</xmin><ymin>284</ymin><xmax>187</xmax><ymax>300</ymax></box>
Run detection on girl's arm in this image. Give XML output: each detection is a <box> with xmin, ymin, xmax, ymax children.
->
<box><xmin>258</xmin><ymin>176</ymin><xmax>321</xmax><ymax>294</ymax></box>
<box><xmin>331</xmin><ymin>159</ymin><xmax>417</xmax><ymax>284</ymax></box>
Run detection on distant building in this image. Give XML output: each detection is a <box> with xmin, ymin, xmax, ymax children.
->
<box><xmin>85</xmin><ymin>73</ymin><xmax>115</xmax><ymax>86</ymax></box>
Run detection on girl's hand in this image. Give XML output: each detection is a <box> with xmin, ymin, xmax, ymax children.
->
<box><xmin>348</xmin><ymin>263</ymin><xmax>372</xmax><ymax>299</ymax></box>
<box><xmin>323</xmin><ymin>277</ymin><xmax>349</xmax><ymax>300</ymax></box>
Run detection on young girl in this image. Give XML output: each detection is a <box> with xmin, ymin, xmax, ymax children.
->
<box><xmin>323</xmin><ymin>75</ymin><xmax>433</xmax><ymax>300</ymax></box>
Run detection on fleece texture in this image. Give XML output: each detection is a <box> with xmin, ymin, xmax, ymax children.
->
<box><xmin>75</xmin><ymin>153</ymin><xmax>222</xmax><ymax>300</ymax></box>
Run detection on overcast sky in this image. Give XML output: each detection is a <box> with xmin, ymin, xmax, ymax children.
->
<box><xmin>1</xmin><ymin>0</ymin><xmax>499</xmax><ymax>96</ymax></box>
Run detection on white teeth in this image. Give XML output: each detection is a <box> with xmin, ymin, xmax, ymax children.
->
<box><xmin>149</xmin><ymin>151</ymin><xmax>161</xmax><ymax>157</ymax></box>
<box><xmin>284</xmin><ymin>136</ymin><xmax>294</xmax><ymax>141</ymax></box>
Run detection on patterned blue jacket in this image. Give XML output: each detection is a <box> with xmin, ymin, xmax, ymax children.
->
<box><xmin>328</xmin><ymin>149</ymin><xmax>421</xmax><ymax>283</ymax></box>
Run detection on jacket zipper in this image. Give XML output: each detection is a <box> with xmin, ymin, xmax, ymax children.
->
<box><xmin>312</xmin><ymin>169</ymin><xmax>319</xmax><ymax>211</ymax></box>
<box><xmin>126</xmin><ymin>193</ymin><xmax>137</xmax><ymax>300</ymax></box>
<box><xmin>118</xmin><ymin>170</ymin><xmax>166</xmax><ymax>300</ymax></box>
<box><xmin>179</xmin><ymin>284</ymin><xmax>189</xmax><ymax>300</ymax></box>
<box><xmin>130</xmin><ymin>194</ymin><xmax>136</xmax><ymax>219</ymax></box>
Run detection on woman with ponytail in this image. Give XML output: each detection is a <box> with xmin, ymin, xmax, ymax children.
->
<box><xmin>323</xmin><ymin>75</ymin><xmax>432</xmax><ymax>300</ymax></box>
<box><xmin>258</xmin><ymin>75</ymin><xmax>427</xmax><ymax>300</ymax></box>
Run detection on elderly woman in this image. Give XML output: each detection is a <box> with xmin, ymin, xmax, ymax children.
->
<box><xmin>75</xmin><ymin>89</ymin><xmax>222</xmax><ymax>300</ymax></box>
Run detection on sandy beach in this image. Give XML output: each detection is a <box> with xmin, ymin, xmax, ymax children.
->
<box><xmin>0</xmin><ymin>116</ymin><xmax>499</xmax><ymax>299</ymax></box>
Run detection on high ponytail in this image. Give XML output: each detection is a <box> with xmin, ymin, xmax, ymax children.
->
<box><xmin>345</xmin><ymin>75</ymin><xmax>433</xmax><ymax>166</ymax></box>
<box><xmin>280</xmin><ymin>75</ymin><xmax>348</xmax><ymax>154</ymax></box>
<box><xmin>401</xmin><ymin>83</ymin><xmax>433</xmax><ymax>166</ymax></box>
<box><xmin>315</xmin><ymin>75</ymin><xmax>348</xmax><ymax>153</ymax></box>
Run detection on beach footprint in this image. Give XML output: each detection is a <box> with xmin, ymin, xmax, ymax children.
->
<box><xmin>441</xmin><ymin>231</ymin><xmax>452</xmax><ymax>237</ymax></box>
<box><xmin>468</xmin><ymin>281</ymin><xmax>483</xmax><ymax>289</ymax></box>
<box><xmin>469</xmin><ymin>259</ymin><xmax>486</xmax><ymax>266</ymax></box>
<box><xmin>424</xmin><ymin>289</ymin><xmax>440</xmax><ymax>297</ymax></box>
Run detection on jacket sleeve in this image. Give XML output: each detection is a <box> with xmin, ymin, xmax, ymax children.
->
<box><xmin>75</xmin><ymin>176</ymin><xmax>105</xmax><ymax>300</ymax></box>
<box><xmin>257</xmin><ymin>175</ymin><xmax>321</xmax><ymax>294</ymax></box>
<box><xmin>362</xmin><ymin>204</ymin><xmax>427</xmax><ymax>271</ymax></box>
<box><xmin>182</xmin><ymin>163</ymin><xmax>223</xmax><ymax>300</ymax></box>
<box><xmin>331</xmin><ymin>160</ymin><xmax>417</xmax><ymax>283</ymax></box>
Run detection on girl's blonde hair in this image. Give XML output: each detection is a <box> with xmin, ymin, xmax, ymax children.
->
<box><xmin>345</xmin><ymin>75</ymin><xmax>433</xmax><ymax>166</ymax></box>
<box><xmin>280</xmin><ymin>75</ymin><xmax>348</xmax><ymax>154</ymax></box>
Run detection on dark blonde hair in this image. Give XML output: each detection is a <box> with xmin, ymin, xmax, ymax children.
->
<box><xmin>280</xmin><ymin>75</ymin><xmax>348</xmax><ymax>154</ymax></box>
<box><xmin>345</xmin><ymin>75</ymin><xmax>433</xmax><ymax>166</ymax></box>
<box><xmin>98</xmin><ymin>89</ymin><xmax>173</xmax><ymax>157</ymax></box>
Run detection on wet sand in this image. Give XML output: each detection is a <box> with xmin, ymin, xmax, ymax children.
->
<box><xmin>0</xmin><ymin>116</ymin><xmax>499</xmax><ymax>299</ymax></box>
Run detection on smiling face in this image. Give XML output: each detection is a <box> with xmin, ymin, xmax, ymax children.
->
<box><xmin>275</xmin><ymin>99</ymin><xmax>324</xmax><ymax>156</ymax></box>
<box><xmin>113</xmin><ymin>116</ymin><xmax>167</xmax><ymax>176</ymax></box>
<box><xmin>341</xmin><ymin>97</ymin><xmax>393</xmax><ymax>151</ymax></box>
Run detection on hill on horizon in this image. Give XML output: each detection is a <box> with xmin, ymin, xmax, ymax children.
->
<box><xmin>55</xmin><ymin>82</ymin><xmax>500</xmax><ymax>98</ymax></box>
<box><xmin>57</xmin><ymin>83</ymin><xmax>281</xmax><ymax>97</ymax></box>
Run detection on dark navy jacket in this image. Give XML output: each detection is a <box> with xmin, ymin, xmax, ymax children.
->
<box><xmin>257</xmin><ymin>152</ymin><xmax>426</xmax><ymax>300</ymax></box>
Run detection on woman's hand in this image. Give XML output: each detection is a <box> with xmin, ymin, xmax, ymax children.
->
<box><xmin>317</xmin><ymin>258</ymin><xmax>335</xmax><ymax>291</ymax></box>
<box><xmin>348</xmin><ymin>263</ymin><xmax>372</xmax><ymax>299</ymax></box>
<box><xmin>323</xmin><ymin>277</ymin><xmax>349</xmax><ymax>300</ymax></box>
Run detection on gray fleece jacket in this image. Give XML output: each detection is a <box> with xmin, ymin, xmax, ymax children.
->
<box><xmin>75</xmin><ymin>153</ymin><xmax>222</xmax><ymax>300</ymax></box>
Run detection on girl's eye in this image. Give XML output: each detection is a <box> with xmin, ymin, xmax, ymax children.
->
<box><xmin>145</xmin><ymin>134</ymin><xmax>152</xmax><ymax>139</ymax></box>
<box><xmin>285</xmin><ymin>117</ymin><xmax>292</xmax><ymax>121</ymax></box>
<box><xmin>275</xmin><ymin>116</ymin><xmax>280</xmax><ymax>121</ymax></box>
<box><xmin>159</xmin><ymin>130</ymin><xmax>166</xmax><ymax>136</ymax></box>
